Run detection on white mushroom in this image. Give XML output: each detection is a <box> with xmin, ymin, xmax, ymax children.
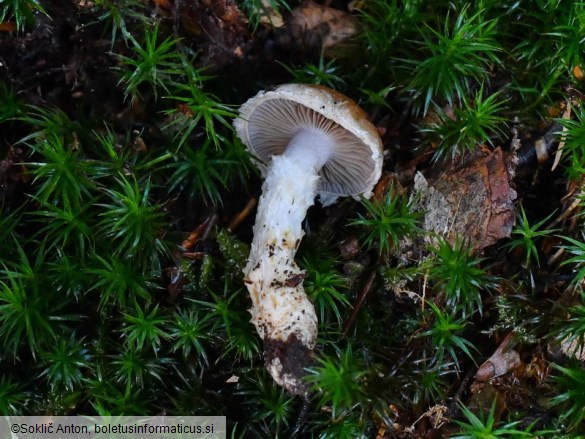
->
<box><xmin>234</xmin><ymin>84</ymin><xmax>383</xmax><ymax>394</ymax></box>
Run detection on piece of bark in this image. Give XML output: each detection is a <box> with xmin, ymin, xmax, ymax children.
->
<box><xmin>415</xmin><ymin>147</ymin><xmax>516</xmax><ymax>249</ymax></box>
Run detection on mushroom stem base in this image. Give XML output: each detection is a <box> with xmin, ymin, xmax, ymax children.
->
<box><xmin>264</xmin><ymin>335</ymin><xmax>314</xmax><ymax>395</ymax></box>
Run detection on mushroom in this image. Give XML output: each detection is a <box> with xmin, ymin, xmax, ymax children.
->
<box><xmin>234</xmin><ymin>84</ymin><xmax>383</xmax><ymax>394</ymax></box>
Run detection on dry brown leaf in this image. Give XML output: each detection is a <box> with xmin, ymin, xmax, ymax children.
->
<box><xmin>476</xmin><ymin>333</ymin><xmax>521</xmax><ymax>382</ymax></box>
<box><xmin>174</xmin><ymin>0</ymin><xmax>248</xmax><ymax>67</ymax></box>
<box><xmin>0</xmin><ymin>22</ymin><xmax>17</xmax><ymax>32</ymax></box>
<box><xmin>287</xmin><ymin>1</ymin><xmax>358</xmax><ymax>50</ymax></box>
<box><xmin>257</xmin><ymin>0</ymin><xmax>284</xmax><ymax>28</ymax></box>
<box><xmin>559</xmin><ymin>336</ymin><xmax>585</xmax><ymax>361</ymax></box>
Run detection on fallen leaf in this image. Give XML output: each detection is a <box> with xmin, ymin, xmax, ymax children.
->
<box><xmin>257</xmin><ymin>0</ymin><xmax>285</xmax><ymax>28</ymax></box>
<box><xmin>0</xmin><ymin>22</ymin><xmax>17</xmax><ymax>32</ymax></box>
<box><xmin>521</xmin><ymin>352</ymin><xmax>549</xmax><ymax>384</ymax></box>
<box><xmin>558</xmin><ymin>336</ymin><xmax>585</xmax><ymax>361</ymax></box>
<box><xmin>287</xmin><ymin>1</ymin><xmax>358</xmax><ymax>50</ymax></box>
<box><xmin>165</xmin><ymin>266</ymin><xmax>186</xmax><ymax>302</ymax></box>
<box><xmin>176</xmin><ymin>0</ymin><xmax>248</xmax><ymax>68</ymax></box>
<box><xmin>476</xmin><ymin>333</ymin><xmax>521</xmax><ymax>382</ymax></box>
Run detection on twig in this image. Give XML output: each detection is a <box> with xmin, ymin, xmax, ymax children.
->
<box><xmin>342</xmin><ymin>270</ymin><xmax>376</xmax><ymax>338</ymax></box>
<box><xmin>227</xmin><ymin>197</ymin><xmax>257</xmax><ymax>232</ymax></box>
<box><xmin>551</xmin><ymin>102</ymin><xmax>571</xmax><ymax>171</ymax></box>
<box><xmin>421</xmin><ymin>273</ymin><xmax>428</xmax><ymax>311</ymax></box>
<box><xmin>201</xmin><ymin>213</ymin><xmax>218</xmax><ymax>242</ymax></box>
<box><xmin>547</xmin><ymin>196</ymin><xmax>581</xmax><ymax>229</ymax></box>
<box><xmin>180</xmin><ymin>214</ymin><xmax>217</xmax><ymax>251</ymax></box>
<box><xmin>446</xmin><ymin>368</ymin><xmax>476</xmax><ymax>418</ymax></box>
<box><xmin>547</xmin><ymin>247</ymin><xmax>565</xmax><ymax>266</ymax></box>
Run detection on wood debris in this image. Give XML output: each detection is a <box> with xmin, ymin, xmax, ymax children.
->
<box><xmin>414</xmin><ymin>147</ymin><xmax>517</xmax><ymax>249</ymax></box>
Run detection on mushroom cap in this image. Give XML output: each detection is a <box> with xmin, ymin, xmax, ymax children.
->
<box><xmin>234</xmin><ymin>83</ymin><xmax>383</xmax><ymax>204</ymax></box>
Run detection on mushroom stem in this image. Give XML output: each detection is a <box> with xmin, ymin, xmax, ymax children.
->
<box><xmin>283</xmin><ymin>127</ymin><xmax>334</xmax><ymax>171</ymax></box>
<box><xmin>244</xmin><ymin>129</ymin><xmax>333</xmax><ymax>394</ymax></box>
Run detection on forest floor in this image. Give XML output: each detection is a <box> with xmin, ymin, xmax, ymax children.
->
<box><xmin>1</xmin><ymin>1</ymin><xmax>585</xmax><ymax>438</ymax></box>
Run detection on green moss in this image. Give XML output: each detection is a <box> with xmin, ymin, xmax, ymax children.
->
<box><xmin>0</xmin><ymin>0</ymin><xmax>48</xmax><ymax>33</ymax></box>
<box><xmin>2</xmin><ymin>0</ymin><xmax>585</xmax><ymax>436</ymax></box>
